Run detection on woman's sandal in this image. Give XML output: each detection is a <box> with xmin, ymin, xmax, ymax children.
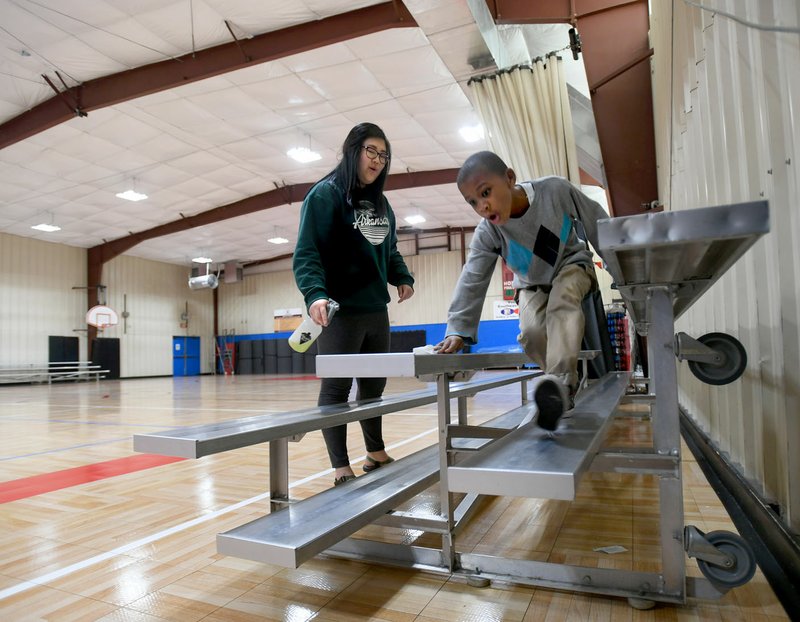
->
<box><xmin>363</xmin><ymin>455</ymin><xmax>395</xmax><ymax>473</ymax></box>
<box><xmin>333</xmin><ymin>474</ymin><xmax>356</xmax><ymax>486</ymax></box>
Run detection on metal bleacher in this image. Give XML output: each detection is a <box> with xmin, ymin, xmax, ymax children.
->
<box><xmin>135</xmin><ymin>200</ymin><xmax>770</xmax><ymax>609</ymax></box>
<box><xmin>135</xmin><ymin>363</ymin><xmax>538</xmax><ymax>509</ymax></box>
<box><xmin>0</xmin><ymin>362</ymin><xmax>109</xmax><ymax>384</ymax></box>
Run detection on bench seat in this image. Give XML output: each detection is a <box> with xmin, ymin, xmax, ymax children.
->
<box><xmin>133</xmin><ymin>371</ymin><xmax>539</xmax><ymax>459</ymax></box>
<box><xmin>216</xmin><ymin>403</ymin><xmax>535</xmax><ymax>568</ymax></box>
<box><xmin>447</xmin><ymin>372</ymin><xmax>630</xmax><ymax>500</ymax></box>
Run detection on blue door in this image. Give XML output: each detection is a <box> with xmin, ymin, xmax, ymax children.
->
<box><xmin>173</xmin><ymin>336</ymin><xmax>200</xmax><ymax>376</ymax></box>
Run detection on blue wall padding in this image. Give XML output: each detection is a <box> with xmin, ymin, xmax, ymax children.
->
<box><xmin>232</xmin><ymin>319</ymin><xmax>521</xmax><ymax>352</ymax></box>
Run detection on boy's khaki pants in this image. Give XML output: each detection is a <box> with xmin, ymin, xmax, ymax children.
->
<box><xmin>516</xmin><ymin>263</ymin><xmax>597</xmax><ymax>393</ymax></box>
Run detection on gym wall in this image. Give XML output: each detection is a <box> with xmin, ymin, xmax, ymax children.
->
<box><xmin>0</xmin><ymin>232</ymin><xmax>86</xmax><ymax>366</ymax></box>
<box><xmin>650</xmin><ymin>1</ymin><xmax>800</xmax><ymax>530</ymax></box>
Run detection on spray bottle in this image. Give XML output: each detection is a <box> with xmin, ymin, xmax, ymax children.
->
<box><xmin>288</xmin><ymin>299</ymin><xmax>339</xmax><ymax>353</ymax></box>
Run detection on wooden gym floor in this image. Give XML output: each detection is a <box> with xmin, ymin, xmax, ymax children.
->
<box><xmin>0</xmin><ymin>374</ymin><xmax>789</xmax><ymax>621</ymax></box>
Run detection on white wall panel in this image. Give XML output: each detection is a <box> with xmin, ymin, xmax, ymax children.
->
<box><xmin>217</xmin><ymin>270</ymin><xmax>305</xmax><ymax>335</ymax></box>
<box><xmin>391</xmin><ymin>250</ymin><xmax>504</xmax><ymax>329</ymax></box>
<box><xmin>220</xmin><ymin>236</ymin><xmax>617</xmax><ymax>351</ymax></box>
<box><xmin>102</xmin><ymin>255</ymin><xmax>215</xmax><ymax>377</ymax></box>
<box><xmin>651</xmin><ymin>0</ymin><xmax>800</xmax><ymax>529</ymax></box>
<box><xmin>0</xmin><ymin>232</ymin><xmax>86</xmax><ymax>366</ymax></box>
<box><xmin>217</xmin><ymin>248</ymin><xmax>506</xmax><ymax>336</ymax></box>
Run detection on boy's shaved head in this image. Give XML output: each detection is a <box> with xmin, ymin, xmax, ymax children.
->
<box><xmin>457</xmin><ymin>151</ymin><xmax>509</xmax><ymax>185</ymax></box>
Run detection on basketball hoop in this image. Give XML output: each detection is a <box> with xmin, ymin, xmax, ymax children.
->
<box><xmin>86</xmin><ymin>305</ymin><xmax>119</xmax><ymax>330</ymax></box>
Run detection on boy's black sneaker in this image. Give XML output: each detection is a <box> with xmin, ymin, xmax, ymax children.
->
<box><xmin>534</xmin><ymin>375</ymin><xmax>568</xmax><ymax>431</ymax></box>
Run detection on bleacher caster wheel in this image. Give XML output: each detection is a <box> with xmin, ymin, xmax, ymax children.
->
<box><xmin>695</xmin><ymin>531</ymin><xmax>757</xmax><ymax>589</ymax></box>
<box><xmin>687</xmin><ymin>332</ymin><xmax>747</xmax><ymax>385</ymax></box>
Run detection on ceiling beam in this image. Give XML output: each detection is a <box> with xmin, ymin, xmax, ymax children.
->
<box><xmin>0</xmin><ymin>2</ymin><xmax>416</xmax><ymax>150</ymax></box>
<box><xmin>486</xmin><ymin>0</ymin><xmax>658</xmax><ymax>217</ymax></box>
<box><xmin>245</xmin><ymin>223</ymin><xmax>477</xmax><ymax>267</ymax></box>
<box><xmin>88</xmin><ymin>168</ymin><xmax>459</xmax><ymax>265</ymax></box>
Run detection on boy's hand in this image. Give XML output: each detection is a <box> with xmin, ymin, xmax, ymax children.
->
<box><xmin>434</xmin><ymin>336</ymin><xmax>464</xmax><ymax>354</ymax></box>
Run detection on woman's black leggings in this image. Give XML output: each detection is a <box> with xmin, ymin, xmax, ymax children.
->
<box><xmin>316</xmin><ymin>309</ymin><xmax>390</xmax><ymax>468</ymax></box>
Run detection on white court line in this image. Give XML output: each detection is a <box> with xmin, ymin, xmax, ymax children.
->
<box><xmin>0</xmin><ymin>427</ymin><xmax>438</xmax><ymax>602</ymax></box>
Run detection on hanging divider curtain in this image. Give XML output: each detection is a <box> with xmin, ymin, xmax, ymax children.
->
<box><xmin>468</xmin><ymin>56</ymin><xmax>580</xmax><ymax>184</ymax></box>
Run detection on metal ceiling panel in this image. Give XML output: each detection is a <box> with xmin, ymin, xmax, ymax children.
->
<box><xmin>1</xmin><ymin>0</ymin><xmax>620</xmax><ymax>274</ymax></box>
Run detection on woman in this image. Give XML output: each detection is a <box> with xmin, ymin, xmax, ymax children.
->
<box><xmin>293</xmin><ymin>122</ymin><xmax>415</xmax><ymax>485</ymax></box>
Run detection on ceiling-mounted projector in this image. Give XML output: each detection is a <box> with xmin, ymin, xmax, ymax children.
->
<box><xmin>188</xmin><ymin>273</ymin><xmax>219</xmax><ymax>290</ymax></box>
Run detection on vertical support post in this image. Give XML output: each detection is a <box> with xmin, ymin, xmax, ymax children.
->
<box><xmin>269</xmin><ymin>438</ymin><xmax>290</xmax><ymax>512</ymax></box>
<box><xmin>436</xmin><ymin>373</ymin><xmax>456</xmax><ymax>570</ymax></box>
<box><xmin>457</xmin><ymin>395</ymin><xmax>468</xmax><ymax>425</ymax></box>
<box><xmin>647</xmin><ymin>286</ymin><xmax>686</xmax><ymax>598</ymax></box>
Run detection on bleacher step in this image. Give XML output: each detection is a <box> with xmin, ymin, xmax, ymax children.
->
<box><xmin>448</xmin><ymin>372</ymin><xmax>630</xmax><ymax>500</ymax></box>
<box><xmin>216</xmin><ymin>403</ymin><xmax>535</xmax><ymax>568</ymax></box>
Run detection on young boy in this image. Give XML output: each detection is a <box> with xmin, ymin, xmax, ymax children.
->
<box><xmin>435</xmin><ymin>151</ymin><xmax>609</xmax><ymax>430</ymax></box>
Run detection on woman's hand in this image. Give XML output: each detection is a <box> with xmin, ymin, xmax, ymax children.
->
<box><xmin>434</xmin><ymin>335</ymin><xmax>464</xmax><ymax>354</ymax></box>
<box><xmin>397</xmin><ymin>284</ymin><xmax>414</xmax><ymax>303</ymax></box>
<box><xmin>309</xmin><ymin>299</ymin><xmax>331</xmax><ymax>326</ymax></box>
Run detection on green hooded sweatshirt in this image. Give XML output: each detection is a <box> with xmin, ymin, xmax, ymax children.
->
<box><xmin>293</xmin><ymin>178</ymin><xmax>414</xmax><ymax>315</ymax></box>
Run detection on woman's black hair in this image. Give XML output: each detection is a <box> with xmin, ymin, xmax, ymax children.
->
<box><xmin>323</xmin><ymin>122</ymin><xmax>391</xmax><ymax>211</ymax></box>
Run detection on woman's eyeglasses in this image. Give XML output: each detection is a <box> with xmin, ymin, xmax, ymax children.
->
<box><xmin>361</xmin><ymin>145</ymin><xmax>390</xmax><ymax>165</ymax></box>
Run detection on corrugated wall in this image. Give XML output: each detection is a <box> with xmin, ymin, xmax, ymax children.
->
<box><xmin>0</xmin><ymin>232</ymin><xmax>86</xmax><ymax>365</ymax></box>
<box><xmin>0</xmin><ymin>234</ymin><xmax>217</xmax><ymax>375</ymax></box>
<box><xmin>392</xmin><ymin>251</ymin><xmax>504</xmax><ymax>327</ymax></box>
<box><xmin>101</xmin><ymin>255</ymin><xmax>216</xmax><ymax>377</ymax></box>
<box><xmin>650</xmin><ymin>0</ymin><xmax>799</xmax><ymax>530</ymax></box>
<box><xmin>218</xmin><ymin>248</ymin><xmax>505</xmax><ymax>334</ymax></box>
<box><xmin>0</xmin><ymin>231</ymin><xmax>509</xmax><ymax>374</ymax></box>
<box><xmin>216</xmin><ymin>269</ymin><xmax>305</xmax><ymax>335</ymax></box>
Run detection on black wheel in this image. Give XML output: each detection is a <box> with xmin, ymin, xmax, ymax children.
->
<box><xmin>696</xmin><ymin>531</ymin><xmax>756</xmax><ymax>588</ymax></box>
<box><xmin>688</xmin><ymin>332</ymin><xmax>747</xmax><ymax>385</ymax></box>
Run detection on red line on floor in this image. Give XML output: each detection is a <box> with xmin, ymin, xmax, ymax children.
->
<box><xmin>0</xmin><ymin>454</ymin><xmax>186</xmax><ymax>504</ymax></box>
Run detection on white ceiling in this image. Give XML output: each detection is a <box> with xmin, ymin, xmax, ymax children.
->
<box><xmin>0</xmin><ymin>0</ymin><xmax>600</xmax><ymax>269</ymax></box>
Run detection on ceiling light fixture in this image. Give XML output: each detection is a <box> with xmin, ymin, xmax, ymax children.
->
<box><xmin>31</xmin><ymin>211</ymin><xmax>60</xmax><ymax>232</ymax></box>
<box><xmin>192</xmin><ymin>256</ymin><xmax>213</xmax><ymax>264</ymax></box>
<box><xmin>459</xmin><ymin>124</ymin><xmax>485</xmax><ymax>143</ymax></box>
<box><xmin>405</xmin><ymin>215</ymin><xmax>426</xmax><ymax>225</ymax></box>
<box><xmin>116</xmin><ymin>177</ymin><xmax>148</xmax><ymax>202</ymax></box>
<box><xmin>268</xmin><ymin>225</ymin><xmax>289</xmax><ymax>244</ymax></box>
<box><xmin>116</xmin><ymin>189</ymin><xmax>148</xmax><ymax>202</ymax></box>
<box><xmin>31</xmin><ymin>222</ymin><xmax>61</xmax><ymax>233</ymax></box>
<box><xmin>287</xmin><ymin>146</ymin><xmax>321</xmax><ymax>163</ymax></box>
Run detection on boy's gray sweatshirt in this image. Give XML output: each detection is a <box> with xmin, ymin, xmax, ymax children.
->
<box><xmin>445</xmin><ymin>176</ymin><xmax>608</xmax><ymax>344</ymax></box>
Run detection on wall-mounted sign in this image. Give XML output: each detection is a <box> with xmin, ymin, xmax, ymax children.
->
<box><xmin>493</xmin><ymin>300</ymin><xmax>519</xmax><ymax>320</ymax></box>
